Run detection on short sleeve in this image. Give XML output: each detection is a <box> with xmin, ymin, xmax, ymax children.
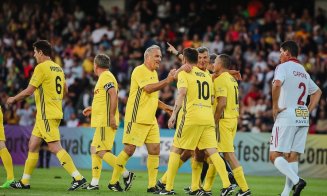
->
<box><xmin>273</xmin><ymin>64</ymin><xmax>286</xmax><ymax>84</ymax></box>
<box><xmin>29</xmin><ymin>66</ymin><xmax>44</xmax><ymax>88</ymax></box>
<box><xmin>308</xmin><ymin>78</ymin><xmax>319</xmax><ymax>95</ymax></box>
<box><xmin>177</xmin><ymin>72</ymin><xmax>188</xmax><ymax>89</ymax></box>
<box><xmin>103</xmin><ymin>75</ymin><xmax>116</xmax><ymax>92</ymax></box>
<box><xmin>214</xmin><ymin>77</ymin><xmax>227</xmax><ymax>97</ymax></box>
<box><xmin>133</xmin><ymin>67</ymin><xmax>157</xmax><ymax>89</ymax></box>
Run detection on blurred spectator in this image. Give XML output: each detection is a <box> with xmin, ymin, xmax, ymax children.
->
<box><xmin>16</xmin><ymin>102</ymin><xmax>35</xmax><ymax>126</ymax></box>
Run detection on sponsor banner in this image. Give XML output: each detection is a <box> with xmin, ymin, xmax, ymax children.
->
<box><xmin>3</xmin><ymin>126</ymin><xmax>327</xmax><ymax>178</ymax></box>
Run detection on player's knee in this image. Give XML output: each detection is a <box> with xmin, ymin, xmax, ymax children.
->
<box><xmin>148</xmin><ymin>144</ymin><xmax>160</xmax><ymax>155</ymax></box>
<box><xmin>287</xmin><ymin>152</ymin><xmax>299</xmax><ymax>162</ymax></box>
<box><xmin>28</xmin><ymin>140</ymin><xmax>40</xmax><ymax>152</ymax></box>
<box><xmin>194</xmin><ymin>151</ymin><xmax>205</xmax><ymax>162</ymax></box>
<box><xmin>124</xmin><ymin>144</ymin><xmax>136</xmax><ymax>156</ymax></box>
<box><xmin>269</xmin><ymin>152</ymin><xmax>281</xmax><ymax>163</ymax></box>
<box><xmin>48</xmin><ymin>142</ymin><xmax>62</xmax><ymax>154</ymax></box>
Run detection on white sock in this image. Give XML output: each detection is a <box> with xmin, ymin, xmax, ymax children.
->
<box><xmin>281</xmin><ymin>162</ymin><xmax>298</xmax><ymax>196</ymax></box>
<box><xmin>122</xmin><ymin>170</ymin><xmax>130</xmax><ymax>178</ymax></box>
<box><xmin>90</xmin><ymin>178</ymin><xmax>99</xmax><ymax>186</ymax></box>
<box><xmin>274</xmin><ymin>157</ymin><xmax>299</xmax><ymax>185</ymax></box>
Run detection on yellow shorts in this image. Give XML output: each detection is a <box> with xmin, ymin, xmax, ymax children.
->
<box><xmin>0</xmin><ymin>108</ymin><xmax>4</xmax><ymax>141</ymax></box>
<box><xmin>32</xmin><ymin>119</ymin><xmax>61</xmax><ymax>142</ymax></box>
<box><xmin>123</xmin><ymin>122</ymin><xmax>160</xmax><ymax>147</ymax></box>
<box><xmin>91</xmin><ymin>127</ymin><xmax>116</xmax><ymax>152</ymax></box>
<box><xmin>173</xmin><ymin>125</ymin><xmax>217</xmax><ymax>150</ymax></box>
<box><xmin>217</xmin><ymin>118</ymin><xmax>238</xmax><ymax>152</ymax></box>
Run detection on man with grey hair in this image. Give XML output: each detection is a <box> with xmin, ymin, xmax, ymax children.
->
<box><xmin>82</xmin><ymin>54</ymin><xmax>134</xmax><ymax>190</ymax></box>
<box><xmin>109</xmin><ymin>45</ymin><xmax>176</xmax><ymax>193</ymax></box>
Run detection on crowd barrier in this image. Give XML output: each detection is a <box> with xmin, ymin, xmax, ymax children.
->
<box><xmin>3</xmin><ymin>125</ymin><xmax>327</xmax><ymax>178</ymax></box>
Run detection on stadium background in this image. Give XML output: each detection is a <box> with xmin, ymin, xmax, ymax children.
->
<box><xmin>0</xmin><ymin>0</ymin><xmax>327</xmax><ymax>186</ymax></box>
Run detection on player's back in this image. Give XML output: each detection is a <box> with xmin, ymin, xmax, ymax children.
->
<box><xmin>177</xmin><ymin>66</ymin><xmax>214</xmax><ymax>126</ymax></box>
<box><xmin>31</xmin><ymin>60</ymin><xmax>65</xmax><ymax>120</ymax></box>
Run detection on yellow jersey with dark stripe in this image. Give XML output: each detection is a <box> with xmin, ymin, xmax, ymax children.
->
<box><xmin>124</xmin><ymin>64</ymin><xmax>159</xmax><ymax>124</ymax></box>
<box><xmin>176</xmin><ymin>66</ymin><xmax>215</xmax><ymax>126</ymax></box>
<box><xmin>213</xmin><ymin>72</ymin><xmax>239</xmax><ymax>119</ymax></box>
<box><xmin>29</xmin><ymin>60</ymin><xmax>65</xmax><ymax>120</ymax></box>
<box><xmin>91</xmin><ymin>71</ymin><xmax>119</xmax><ymax>127</ymax></box>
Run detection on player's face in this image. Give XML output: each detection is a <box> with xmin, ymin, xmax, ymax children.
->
<box><xmin>148</xmin><ymin>49</ymin><xmax>162</xmax><ymax>70</ymax></box>
<box><xmin>33</xmin><ymin>48</ymin><xmax>42</xmax><ymax>64</ymax></box>
<box><xmin>279</xmin><ymin>48</ymin><xmax>289</xmax><ymax>63</ymax></box>
<box><xmin>197</xmin><ymin>52</ymin><xmax>209</xmax><ymax>71</ymax></box>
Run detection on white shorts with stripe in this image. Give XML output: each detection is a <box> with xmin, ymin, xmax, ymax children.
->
<box><xmin>269</xmin><ymin>125</ymin><xmax>308</xmax><ymax>153</ymax></box>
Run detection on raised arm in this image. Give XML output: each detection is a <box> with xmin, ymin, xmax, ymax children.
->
<box><xmin>143</xmin><ymin>69</ymin><xmax>176</xmax><ymax>94</ymax></box>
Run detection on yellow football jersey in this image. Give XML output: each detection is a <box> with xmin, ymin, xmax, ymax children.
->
<box><xmin>177</xmin><ymin>66</ymin><xmax>215</xmax><ymax>126</ymax></box>
<box><xmin>91</xmin><ymin>71</ymin><xmax>119</xmax><ymax>127</ymax></box>
<box><xmin>213</xmin><ymin>72</ymin><xmax>239</xmax><ymax>119</ymax></box>
<box><xmin>29</xmin><ymin>60</ymin><xmax>65</xmax><ymax>120</ymax></box>
<box><xmin>124</xmin><ymin>64</ymin><xmax>159</xmax><ymax>125</ymax></box>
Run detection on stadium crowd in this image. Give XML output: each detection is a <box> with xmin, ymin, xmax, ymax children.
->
<box><xmin>0</xmin><ymin>0</ymin><xmax>326</xmax><ymax>133</ymax></box>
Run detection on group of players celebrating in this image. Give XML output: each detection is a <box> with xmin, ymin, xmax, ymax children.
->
<box><xmin>1</xmin><ymin>39</ymin><xmax>320</xmax><ymax>196</ymax></box>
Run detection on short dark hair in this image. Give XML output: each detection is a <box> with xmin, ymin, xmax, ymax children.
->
<box><xmin>183</xmin><ymin>48</ymin><xmax>198</xmax><ymax>64</ymax></box>
<box><xmin>281</xmin><ymin>40</ymin><xmax>299</xmax><ymax>57</ymax></box>
<box><xmin>33</xmin><ymin>40</ymin><xmax>52</xmax><ymax>56</ymax></box>
<box><xmin>218</xmin><ymin>54</ymin><xmax>232</xmax><ymax>69</ymax></box>
<box><xmin>197</xmin><ymin>47</ymin><xmax>209</xmax><ymax>54</ymax></box>
<box><xmin>94</xmin><ymin>54</ymin><xmax>111</xmax><ymax>68</ymax></box>
<box><xmin>209</xmin><ymin>53</ymin><xmax>217</xmax><ymax>64</ymax></box>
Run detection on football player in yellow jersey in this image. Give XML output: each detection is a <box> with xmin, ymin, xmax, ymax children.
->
<box><xmin>82</xmin><ymin>54</ymin><xmax>134</xmax><ymax>191</ymax></box>
<box><xmin>210</xmin><ymin>54</ymin><xmax>251</xmax><ymax>196</ymax></box>
<box><xmin>159</xmin><ymin>48</ymin><xmax>233</xmax><ymax>196</ymax></box>
<box><xmin>0</xmin><ymin>106</ymin><xmax>14</xmax><ymax>188</ymax></box>
<box><xmin>6</xmin><ymin>40</ymin><xmax>86</xmax><ymax>190</ymax></box>
<box><xmin>109</xmin><ymin>45</ymin><xmax>176</xmax><ymax>193</ymax></box>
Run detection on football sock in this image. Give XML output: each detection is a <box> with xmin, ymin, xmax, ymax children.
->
<box><xmin>56</xmin><ymin>149</ymin><xmax>82</xmax><ymax>180</ymax></box>
<box><xmin>191</xmin><ymin>160</ymin><xmax>203</xmax><ymax>191</ymax></box>
<box><xmin>274</xmin><ymin>157</ymin><xmax>299</xmax><ymax>185</ymax></box>
<box><xmin>21</xmin><ymin>152</ymin><xmax>39</xmax><ymax>185</ymax></box>
<box><xmin>110</xmin><ymin>151</ymin><xmax>129</xmax><ymax>184</ymax></box>
<box><xmin>102</xmin><ymin>152</ymin><xmax>129</xmax><ymax>176</ymax></box>
<box><xmin>233</xmin><ymin>166</ymin><xmax>249</xmax><ymax>192</ymax></box>
<box><xmin>161</xmin><ymin>159</ymin><xmax>183</xmax><ymax>184</ymax></box>
<box><xmin>281</xmin><ymin>162</ymin><xmax>298</xmax><ymax>196</ymax></box>
<box><xmin>203</xmin><ymin>163</ymin><xmax>216</xmax><ymax>191</ymax></box>
<box><xmin>91</xmin><ymin>154</ymin><xmax>102</xmax><ymax>185</ymax></box>
<box><xmin>147</xmin><ymin>154</ymin><xmax>159</xmax><ymax>188</ymax></box>
<box><xmin>166</xmin><ymin>152</ymin><xmax>180</xmax><ymax>191</ymax></box>
<box><xmin>209</xmin><ymin>153</ymin><xmax>230</xmax><ymax>188</ymax></box>
<box><xmin>0</xmin><ymin>148</ymin><xmax>14</xmax><ymax>180</ymax></box>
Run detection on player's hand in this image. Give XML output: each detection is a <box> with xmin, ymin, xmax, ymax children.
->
<box><xmin>110</xmin><ymin>118</ymin><xmax>118</xmax><ymax>130</ymax></box>
<box><xmin>6</xmin><ymin>97</ymin><xmax>16</xmax><ymax>106</ymax></box>
<box><xmin>167</xmin><ymin>69</ymin><xmax>177</xmax><ymax>82</ymax></box>
<box><xmin>167</xmin><ymin>42</ymin><xmax>178</xmax><ymax>55</ymax></box>
<box><xmin>168</xmin><ymin>114</ymin><xmax>176</xmax><ymax>129</ymax></box>
<box><xmin>165</xmin><ymin>106</ymin><xmax>173</xmax><ymax>117</ymax></box>
<box><xmin>181</xmin><ymin>63</ymin><xmax>192</xmax><ymax>73</ymax></box>
<box><xmin>82</xmin><ymin>107</ymin><xmax>92</xmax><ymax>116</ymax></box>
<box><xmin>273</xmin><ymin>106</ymin><xmax>286</xmax><ymax>121</ymax></box>
<box><xmin>229</xmin><ymin>70</ymin><xmax>242</xmax><ymax>81</ymax></box>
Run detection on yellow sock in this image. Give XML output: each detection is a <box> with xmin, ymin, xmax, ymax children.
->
<box><xmin>147</xmin><ymin>154</ymin><xmax>159</xmax><ymax>188</ymax></box>
<box><xmin>110</xmin><ymin>151</ymin><xmax>129</xmax><ymax>184</ymax></box>
<box><xmin>191</xmin><ymin>160</ymin><xmax>203</xmax><ymax>191</ymax></box>
<box><xmin>56</xmin><ymin>149</ymin><xmax>82</xmax><ymax>180</ymax></box>
<box><xmin>21</xmin><ymin>152</ymin><xmax>39</xmax><ymax>185</ymax></box>
<box><xmin>91</xmin><ymin>154</ymin><xmax>102</xmax><ymax>179</ymax></box>
<box><xmin>203</xmin><ymin>163</ymin><xmax>216</xmax><ymax>191</ymax></box>
<box><xmin>233</xmin><ymin>166</ymin><xmax>249</xmax><ymax>191</ymax></box>
<box><xmin>0</xmin><ymin>148</ymin><xmax>14</xmax><ymax>180</ymax></box>
<box><xmin>166</xmin><ymin>152</ymin><xmax>180</xmax><ymax>191</ymax></box>
<box><xmin>161</xmin><ymin>159</ymin><xmax>183</xmax><ymax>184</ymax></box>
<box><xmin>102</xmin><ymin>152</ymin><xmax>129</xmax><ymax>175</ymax></box>
<box><xmin>209</xmin><ymin>153</ymin><xmax>230</xmax><ymax>188</ymax></box>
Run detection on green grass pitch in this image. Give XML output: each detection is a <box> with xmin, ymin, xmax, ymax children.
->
<box><xmin>0</xmin><ymin>166</ymin><xmax>326</xmax><ymax>195</ymax></box>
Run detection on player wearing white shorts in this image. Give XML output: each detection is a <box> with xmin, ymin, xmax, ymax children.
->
<box><xmin>269</xmin><ymin>41</ymin><xmax>321</xmax><ymax>196</ymax></box>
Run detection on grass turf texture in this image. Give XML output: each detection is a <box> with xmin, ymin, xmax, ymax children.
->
<box><xmin>0</xmin><ymin>166</ymin><xmax>326</xmax><ymax>196</ymax></box>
